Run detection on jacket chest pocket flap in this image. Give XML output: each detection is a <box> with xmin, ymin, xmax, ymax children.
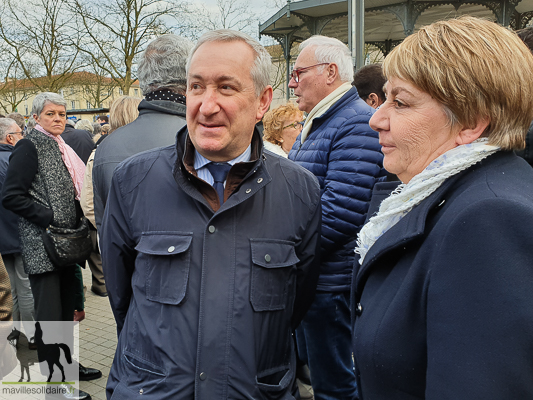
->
<box><xmin>135</xmin><ymin>232</ymin><xmax>193</xmax><ymax>305</ymax></box>
<box><xmin>250</xmin><ymin>239</ymin><xmax>299</xmax><ymax>312</ymax></box>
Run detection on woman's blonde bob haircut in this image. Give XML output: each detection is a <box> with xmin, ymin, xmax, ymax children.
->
<box><xmin>383</xmin><ymin>16</ymin><xmax>533</xmax><ymax>150</ymax></box>
<box><xmin>109</xmin><ymin>96</ymin><xmax>142</xmax><ymax>132</ymax></box>
<box><xmin>263</xmin><ymin>102</ymin><xmax>303</xmax><ymax>147</ymax></box>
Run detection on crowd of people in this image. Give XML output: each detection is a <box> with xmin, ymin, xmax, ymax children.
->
<box><xmin>0</xmin><ymin>16</ymin><xmax>532</xmax><ymax>400</ymax></box>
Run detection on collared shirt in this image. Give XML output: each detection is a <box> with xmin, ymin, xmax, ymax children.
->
<box><xmin>194</xmin><ymin>145</ymin><xmax>252</xmax><ymax>187</ymax></box>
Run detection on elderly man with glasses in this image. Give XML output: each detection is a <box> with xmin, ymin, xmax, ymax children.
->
<box><xmin>287</xmin><ymin>36</ymin><xmax>386</xmax><ymax>400</ymax></box>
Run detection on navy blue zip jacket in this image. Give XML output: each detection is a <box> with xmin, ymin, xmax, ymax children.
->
<box><xmin>289</xmin><ymin>87</ymin><xmax>385</xmax><ymax>291</ymax></box>
<box><xmin>0</xmin><ymin>144</ymin><xmax>20</xmax><ymax>254</ymax></box>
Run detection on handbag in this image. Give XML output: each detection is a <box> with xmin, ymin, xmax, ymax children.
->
<box><xmin>42</xmin><ymin>217</ymin><xmax>93</xmax><ymax>267</ymax></box>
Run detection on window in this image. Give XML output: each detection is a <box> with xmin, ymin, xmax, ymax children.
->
<box><xmin>86</xmin><ymin>101</ymin><xmax>92</xmax><ymax>109</ymax></box>
<box><xmin>134</xmin><ymin>89</ymin><xmax>138</xmax><ymax>96</ymax></box>
<box><xmin>71</xmin><ymin>101</ymin><xmax>76</xmax><ymax>110</ymax></box>
<box><xmin>119</xmin><ymin>88</ymin><xmax>123</xmax><ymax>95</ymax></box>
<box><xmin>70</xmin><ymin>88</ymin><xmax>74</xmax><ymax>95</ymax></box>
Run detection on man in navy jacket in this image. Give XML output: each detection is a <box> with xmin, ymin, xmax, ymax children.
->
<box><xmin>101</xmin><ymin>30</ymin><xmax>322</xmax><ymax>399</ymax></box>
<box><xmin>288</xmin><ymin>36</ymin><xmax>385</xmax><ymax>400</ymax></box>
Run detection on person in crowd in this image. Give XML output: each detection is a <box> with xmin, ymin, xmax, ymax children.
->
<box><xmin>0</xmin><ymin>118</ymin><xmax>35</xmax><ymax>347</ymax></box>
<box><xmin>93</xmin><ymin>34</ymin><xmax>193</xmax><ymax>230</ymax></box>
<box><xmin>101</xmin><ymin>29</ymin><xmax>321</xmax><ymax>399</ymax></box>
<box><xmin>95</xmin><ymin>123</ymin><xmax>111</xmax><ymax>146</ymax></box>
<box><xmin>92</xmin><ymin>122</ymin><xmax>102</xmax><ymax>143</ymax></box>
<box><xmin>107</xmin><ymin>96</ymin><xmax>141</xmax><ymax>133</ymax></box>
<box><xmin>75</xmin><ymin>119</ymin><xmax>94</xmax><ymax>135</ymax></box>
<box><xmin>287</xmin><ymin>35</ymin><xmax>385</xmax><ymax>400</ymax></box>
<box><xmin>352</xmin><ymin>17</ymin><xmax>533</xmax><ymax>399</ymax></box>
<box><xmin>352</xmin><ymin>63</ymin><xmax>386</xmax><ymax>109</ymax></box>
<box><xmin>6</xmin><ymin>112</ymin><xmax>25</xmax><ymax>132</ymax></box>
<box><xmin>96</xmin><ymin>115</ymin><xmax>108</xmax><ymax>125</ymax></box>
<box><xmin>0</xmin><ymin>254</ymin><xmax>13</xmax><ymax>322</ymax></box>
<box><xmin>80</xmin><ymin>96</ymin><xmax>141</xmax><ymax>298</ymax></box>
<box><xmin>1</xmin><ymin>92</ymin><xmax>102</xmax><ymax>399</ymax></box>
<box><xmin>262</xmin><ymin>102</ymin><xmax>304</xmax><ymax>157</ymax></box>
<box><xmin>515</xmin><ymin>26</ymin><xmax>533</xmax><ymax>166</ymax></box>
<box><xmin>62</xmin><ymin>119</ymin><xmax>95</xmax><ymax>164</ymax></box>
<box><xmin>26</xmin><ymin>116</ymin><xmax>36</xmax><ymax>131</ymax></box>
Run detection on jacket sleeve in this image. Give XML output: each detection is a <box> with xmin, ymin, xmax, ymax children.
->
<box><xmin>1</xmin><ymin>139</ymin><xmax>54</xmax><ymax>228</ymax></box>
<box><xmin>425</xmin><ymin>199</ymin><xmax>533</xmax><ymax>399</ymax></box>
<box><xmin>80</xmin><ymin>150</ymin><xmax>96</xmax><ymax>228</ymax></box>
<box><xmin>320</xmin><ymin>118</ymin><xmax>385</xmax><ymax>257</ymax></box>
<box><xmin>292</xmin><ymin>190</ymin><xmax>322</xmax><ymax>329</ymax></box>
<box><xmin>100</xmin><ymin>168</ymin><xmax>136</xmax><ymax>336</ymax></box>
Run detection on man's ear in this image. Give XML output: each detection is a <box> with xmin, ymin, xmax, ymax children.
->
<box><xmin>325</xmin><ymin>64</ymin><xmax>339</xmax><ymax>85</ymax></box>
<box><xmin>256</xmin><ymin>85</ymin><xmax>273</xmax><ymax>122</ymax></box>
<box><xmin>455</xmin><ymin>116</ymin><xmax>490</xmax><ymax>145</ymax></box>
<box><xmin>6</xmin><ymin>134</ymin><xmax>16</xmax><ymax>146</ymax></box>
<box><xmin>365</xmin><ymin>93</ymin><xmax>382</xmax><ymax>109</ymax></box>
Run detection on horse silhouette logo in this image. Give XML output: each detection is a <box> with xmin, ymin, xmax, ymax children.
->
<box><xmin>34</xmin><ymin>322</ymin><xmax>72</xmax><ymax>382</ymax></box>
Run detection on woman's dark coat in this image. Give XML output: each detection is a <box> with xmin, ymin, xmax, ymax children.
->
<box><xmin>1</xmin><ymin>129</ymin><xmax>78</xmax><ymax>275</ymax></box>
<box><xmin>352</xmin><ymin>152</ymin><xmax>533</xmax><ymax>399</ymax></box>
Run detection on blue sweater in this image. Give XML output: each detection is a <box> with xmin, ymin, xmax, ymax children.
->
<box><xmin>289</xmin><ymin>87</ymin><xmax>385</xmax><ymax>291</ymax></box>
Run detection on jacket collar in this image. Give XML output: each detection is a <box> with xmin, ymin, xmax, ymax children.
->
<box><xmin>173</xmin><ymin>126</ymin><xmax>269</xmax><ymax>212</ymax></box>
<box><xmin>355</xmin><ymin>171</ymin><xmax>465</xmax><ymax>286</ymax></box>
<box><xmin>138</xmin><ymin>99</ymin><xmax>186</xmax><ymax>118</ymax></box>
<box><xmin>0</xmin><ymin>143</ymin><xmax>14</xmax><ymax>152</ymax></box>
<box><xmin>309</xmin><ymin>86</ymin><xmax>361</xmax><ymax>126</ymax></box>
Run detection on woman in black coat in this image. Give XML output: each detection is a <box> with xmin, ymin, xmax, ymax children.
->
<box><xmin>352</xmin><ymin>17</ymin><xmax>533</xmax><ymax>399</ymax></box>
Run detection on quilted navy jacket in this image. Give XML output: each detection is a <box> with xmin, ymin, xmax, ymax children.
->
<box><xmin>289</xmin><ymin>87</ymin><xmax>385</xmax><ymax>291</ymax></box>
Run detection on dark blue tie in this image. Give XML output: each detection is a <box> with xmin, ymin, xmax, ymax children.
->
<box><xmin>206</xmin><ymin>162</ymin><xmax>232</xmax><ymax>204</ymax></box>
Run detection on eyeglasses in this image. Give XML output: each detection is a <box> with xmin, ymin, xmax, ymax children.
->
<box><xmin>290</xmin><ymin>63</ymin><xmax>329</xmax><ymax>83</ymax></box>
<box><xmin>8</xmin><ymin>131</ymin><xmax>24</xmax><ymax>137</ymax></box>
<box><xmin>283</xmin><ymin>121</ymin><xmax>304</xmax><ymax>130</ymax></box>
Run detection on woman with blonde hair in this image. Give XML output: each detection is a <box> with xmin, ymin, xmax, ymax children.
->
<box><xmin>262</xmin><ymin>102</ymin><xmax>304</xmax><ymax>157</ymax></box>
<box><xmin>108</xmin><ymin>96</ymin><xmax>142</xmax><ymax>133</ymax></box>
<box><xmin>352</xmin><ymin>17</ymin><xmax>533</xmax><ymax>399</ymax></box>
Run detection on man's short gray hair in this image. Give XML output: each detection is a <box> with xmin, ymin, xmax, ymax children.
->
<box><xmin>0</xmin><ymin>118</ymin><xmax>18</xmax><ymax>142</ymax></box>
<box><xmin>75</xmin><ymin>119</ymin><xmax>94</xmax><ymax>134</ymax></box>
<box><xmin>187</xmin><ymin>29</ymin><xmax>271</xmax><ymax>97</ymax></box>
<box><xmin>138</xmin><ymin>34</ymin><xmax>194</xmax><ymax>96</ymax></box>
<box><xmin>6</xmin><ymin>113</ymin><xmax>25</xmax><ymax>130</ymax></box>
<box><xmin>26</xmin><ymin>117</ymin><xmax>36</xmax><ymax>131</ymax></box>
<box><xmin>299</xmin><ymin>36</ymin><xmax>354</xmax><ymax>83</ymax></box>
<box><xmin>32</xmin><ymin>92</ymin><xmax>67</xmax><ymax>117</ymax></box>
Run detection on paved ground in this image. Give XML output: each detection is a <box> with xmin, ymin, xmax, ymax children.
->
<box><xmin>78</xmin><ymin>266</ymin><xmax>116</xmax><ymax>400</ymax></box>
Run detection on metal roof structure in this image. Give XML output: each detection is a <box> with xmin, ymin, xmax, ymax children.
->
<box><xmin>260</xmin><ymin>0</ymin><xmax>533</xmax><ymax>86</ymax></box>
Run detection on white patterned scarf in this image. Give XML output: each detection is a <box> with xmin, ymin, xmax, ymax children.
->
<box><xmin>355</xmin><ymin>138</ymin><xmax>499</xmax><ymax>265</ymax></box>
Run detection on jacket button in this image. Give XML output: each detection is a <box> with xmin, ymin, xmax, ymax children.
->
<box><xmin>265</xmin><ymin>254</ymin><xmax>271</xmax><ymax>262</ymax></box>
<box><xmin>139</xmin><ymin>388</ymin><xmax>144</xmax><ymax>394</ymax></box>
<box><xmin>354</xmin><ymin>303</ymin><xmax>363</xmax><ymax>316</ymax></box>
<box><xmin>246</xmin><ymin>188</ymin><xmax>252</xmax><ymax>194</ymax></box>
<box><xmin>199</xmin><ymin>372</ymin><xmax>207</xmax><ymax>381</ymax></box>
<box><xmin>167</xmin><ymin>246</ymin><xmax>175</xmax><ymax>253</ymax></box>
<box><xmin>208</xmin><ymin>225</ymin><xmax>215</xmax><ymax>233</ymax></box>
<box><xmin>257</xmin><ymin>178</ymin><xmax>263</xmax><ymax>183</ymax></box>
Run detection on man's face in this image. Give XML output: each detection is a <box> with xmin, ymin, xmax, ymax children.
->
<box><xmin>288</xmin><ymin>46</ymin><xmax>330</xmax><ymax>114</ymax></box>
<box><xmin>186</xmin><ymin>40</ymin><xmax>272</xmax><ymax>162</ymax></box>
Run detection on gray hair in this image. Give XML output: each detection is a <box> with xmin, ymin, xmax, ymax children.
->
<box><xmin>0</xmin><ymin>118</ymin><xmax>18</xmax><ymax>142</ymax></box>
<box><xmin>299</xmin><ymin>36</ymin><xmax>354</xmax><ymax>83</ymax></box>
<box><xmin>75</xmin><ymin>119</ymin><xmax>94</xmax><ymax>134</ymax></box>
<box><xmin>6</xmin><ymin>113</ymin><xmax>25</xmax><ymax>130</ymax></box>
<box><xmin>92</xmin><ymin>122</ymin><xmax>102</xmax><ymax>135</ymax></box>
<box><xmin>26</xmin><ymin>117</ymin><xmax>36</xmax><ymax>131</ymax></box>
<box><xmin>66</xmin><ymin>120</ymin><xmax>76</xmax><ymax>127</ymax></box>
<box><xmin>187</xmin><ymin>29</ymin><xmax>272</xmax><ymax>97</ymax></box>
<box><xmin>32</xmin><ymin>92</ymin><xmax>67</xmax><ymax>117</ymax></box>
<box><xmin>138</xmin><ymin>34</ymin><xmax>194</xmax><ymax>95</ymax></box>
